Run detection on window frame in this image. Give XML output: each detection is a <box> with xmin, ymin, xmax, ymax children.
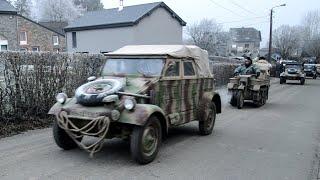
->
<box><xmin>20</xmin><ymin>31</ymin><xmax>27</xmax><ymax>45</ymax></box>
<box><xmin>182</xmin><ymin>60</ymin><xmax>197</xmax><ymax>79</ymax></box>
<box><xmin>31</xmin><ymin>46</ymin><xmax>40</xmax><ymax>52</ymax></box>
<box><xmin>53</xmin><ymin>35</ymin><xmax>59</xmax><ymax>46</ymax></box>
<box><xmin>162</xmin><ymin>59</ymin><xmax>182</xmax><ymax>80</ymax></box>
<box><xmin>72</xmin><ymin>32</ymin><xmax>77</xmax><ymax>48</ymax></box>
<box><xmin>244</xmin><ymin>43</ymin><xmax>249</xmax><ymax>48</ymax></box>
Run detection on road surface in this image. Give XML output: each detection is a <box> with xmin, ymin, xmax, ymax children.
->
<box><xmin>0</xmin><ymin>78</ymin><xmax>320</xmax><ymax>180</ymax></box>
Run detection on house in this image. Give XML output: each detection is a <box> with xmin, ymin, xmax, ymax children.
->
<box><xmin>228</xmin><ymin>27</ymin><xmax>261</xmax><ymax>57</ymax></box>
<box><xmin>0</xmin><ymin>0</ymin><xmax>66</xmax><ymax>52</ymax></box>
<box><xmin>65</xmin><ymin>2</ymin><xmax>186</xmax><ymax>53</ymax></box>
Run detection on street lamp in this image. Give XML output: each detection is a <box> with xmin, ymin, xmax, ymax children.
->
<box><xmin>268</xmin><ymin>3</ymin><xmax>286</xmax><ymax>62</ymax></box>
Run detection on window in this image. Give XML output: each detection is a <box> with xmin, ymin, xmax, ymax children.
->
<box><xmin>245</xmin><ymin>44</ymin><xmax>249</xmax><ymax>48</ymax></box>
<box><xmin>20</xmin><ymin>48</ymin><xmax>27</xmax><ymax>51</ymax></box>
<box><xmin>0</xmin><ymin>45</ymin><xmax>7</xmax><ymax>51</ymax></box>
<box><xmin>72</xmin><ymin>32</ymin><xmax>77</xmax><ymax>48</ymax></box>
<box><xmin>53</xmin><ymin>35</ymin><xmax>59</xmax><ymax>46</ymax></box>
<box><xmin>20</xmin><ymin>32</ymin><xmax>27</xmax><ymax>45</ymax></box>
<box><xmin>32</xmin><ymin>46</ymin><xmax>39</xmax><ymax>52</ymax></box>
<box><xmin>165</xmin><ymin>61</ymin><xmax>180</xmax><ymax>77</ymax></box>
<box><xmin>183</xmin><ymin>61</ymin><xmax>195</xmax><ymax>76</ymax></box>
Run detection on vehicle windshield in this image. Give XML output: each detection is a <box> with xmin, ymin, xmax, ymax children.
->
<box><xmin>102</xmin><ymin>58</ymin><xmax>164</xmax><ymax>77</ymax></box>
<box><xmin>304</xmin><ymin>65</ymin><xmax>314</xmax><ymax>69</ymax></box>
<box><xmin>286</xmin><ymin>64</ymin><xmax>301</xmax><ymax>69</ymax></box>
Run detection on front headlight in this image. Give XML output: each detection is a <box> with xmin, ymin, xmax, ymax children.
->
<box><xmin>56</xmin><ymin>93</ymin><xmax>67</xmax><ymax>104</ymax></box>
<box><xmin>124</xmin><ymin>99</ymin><xmax>136</xmax><ymax>111</ymax></box>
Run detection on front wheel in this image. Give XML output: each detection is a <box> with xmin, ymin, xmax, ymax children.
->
<box><xmin>300</xmin><ymin>78</ymin><xmax>305</xmax><ymax>85</ymax></box>
<box><xmin>280</xmin><ymin>77</ymin><xmax>286</xmax><ymax>84</ymax></box>
<box><xmin>53</xmin><ymin>120</ymin><xmax>81</xmax><ymax>150</ymax></box>
<box><xmin>130</xmin><ymin>116</ymin><xmax>162</xmax><ymax>164</ymax></box>
<box><xmin>236</xmin><ymin>91</ymin><xmax>244</xmax><ymax>109</ymax></box>
<box><xmin>199</xmin><ymin>103</ymin><xmax>216</xmax><ymax>135</ymax></box>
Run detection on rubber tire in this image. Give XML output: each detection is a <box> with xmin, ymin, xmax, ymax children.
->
<box><xmin>199</xmin><ymin>103</ymin><xmax>216</xmax><ymax>135</ymax></box>
<box><xmin>236</xmin><ymin>91</ymin><xmax>244</xmax><ymax>109</ymax></box>
<box><xmin>130</xmin><ymin>116</ymin><xmax>162</xmax><ymax>164</ymax></box>
<box><xmin>300</xmin><ymin>78</ymin><xmax>305</xmax><ymax>85</ymax></box>
<box><xmin>230</xmin><ymin>93</ymin><xmax>237</xmax><ymax>107</ymax></box>
<box><xmin>313</xmin><ymin>75</ymin><xmax>317</xmax><ymax>79</ymax></box>
<box><xmin>53</xmin><ymin>120</ymin><xmax>81</xmax><ymax>150</ymax></box>
<box><xmin>75</xmin><ymin>79</ymin><xmax>123</xmax><ymax>106</ymax></box>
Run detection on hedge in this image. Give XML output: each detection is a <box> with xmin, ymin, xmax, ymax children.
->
<box><xmin>0</xmin><ymin>52</ymin><xmax>237</xmax><ymax>136</ymax></box>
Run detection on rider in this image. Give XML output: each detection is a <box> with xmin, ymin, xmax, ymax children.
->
<box><xmin>234</xmin><ymin>56</ymin><xmax>260</xmax><ymax>77</ymax></box>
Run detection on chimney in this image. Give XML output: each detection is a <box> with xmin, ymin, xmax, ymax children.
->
<box><xmin>118</xmin><ymin>0</ymin><xmax>124</xmax><ymax>11</ymax></box>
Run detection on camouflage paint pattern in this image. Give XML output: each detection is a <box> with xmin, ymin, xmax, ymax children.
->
<box><xmin>49</xmin><ymin>57</ymin><xmax>221</xmax><ymax>134</ymax></box>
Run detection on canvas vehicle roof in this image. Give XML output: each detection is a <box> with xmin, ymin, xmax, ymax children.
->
<box><xmin>106</xmin><ymin>45</ymin><xmax>212</xmax><ymax>77</ymax></box>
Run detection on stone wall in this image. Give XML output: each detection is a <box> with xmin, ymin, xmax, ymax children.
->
<box><xmin>0</xmin><ymin>14</ymin><xmax>19</xmax><ymax>50</ymax></box>
<box><xmin>17</xmin><ymin>16</ymin><xmax>66</xmax><ymax>52</ymax></box>
<box><xmin>0</xmin><ymin>14</ymin><xmax>66</xmax><ymax>52</ymax></box>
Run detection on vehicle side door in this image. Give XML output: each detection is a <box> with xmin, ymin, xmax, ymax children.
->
<box><xmin>180</xmin><ymin>59</ymin><xmax>198</xmax><ymax>124</ymax></box>
<box><xmin>154</xmin><ymin>59</ymin><xmax>182</xmax><ymax>125</ymax></box>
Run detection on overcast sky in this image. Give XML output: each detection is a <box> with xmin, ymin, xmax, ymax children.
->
<box><xmin>101</xmin><ymin>0</ymin><xmax>319</xmax><ymax>47</ymax></box>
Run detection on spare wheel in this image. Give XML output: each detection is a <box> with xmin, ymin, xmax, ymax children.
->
<box><xmin>75</xmin><ymin>79</ymin><xmax>123</xmax><ymax>106</ymax></box>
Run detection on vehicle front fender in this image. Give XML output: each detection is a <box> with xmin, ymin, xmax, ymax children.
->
<box><xmin>118</xmin><ymin>104</ymin><xmax>168</xmax><ymax>128</ymax></box>
<box><xmin>199</xmin><ymin>91</ymin><xmax>222</xmax><ymax>116</ymax></box>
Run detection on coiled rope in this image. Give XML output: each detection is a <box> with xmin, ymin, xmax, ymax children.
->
<box><xmin>56</xmin><ymin>111</ymin><xmax>110</xmax><ymax>157</ymax></box>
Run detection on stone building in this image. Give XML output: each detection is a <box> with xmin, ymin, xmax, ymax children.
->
<box><xmin>0</xmin><ymin>0</ymin><xmax>66</xmax><ymax>52</ymax></box>
<box><xmin>228</xmin><ymin>27</ymin><xmax>261</xmax><ymax>57</ymax></box>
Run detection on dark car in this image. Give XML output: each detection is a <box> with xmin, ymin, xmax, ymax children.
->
<box><xmin>304</xmin><ymin>64</ymin><xmax>317</xmax><ymax>79</ymax></box>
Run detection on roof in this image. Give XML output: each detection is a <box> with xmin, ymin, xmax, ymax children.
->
<box><xmin>65</xmin><ymin>2</ymin><xmax>186</xmax><ymax>32</ymax></box>
<box><xmin>107</xmin><ymin>45</ymin><xmax>212</xmax><ymax>77</ymax></box>
<box><xmin>0</xmin><ymin>0</ymin><xmax>17</xmax><ymax>14</ymax></box>
<box><xmin>39</xmin><ymin>21</ymin><xmax>68</xmax><ymax>35</ymax></box>
<box><xmin>230</xmin><ymin>27</ymin><xmax>261</xmax><ymax>42</ymax></box>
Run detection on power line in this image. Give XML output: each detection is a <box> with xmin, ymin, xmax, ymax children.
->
<box><xmin>241</xmin><ymin>20</ymin><xmax>269</xmax><ymax>27</ymax></box>
<box><xmin>229</xmin><ymin>0</ymin><xmax>259</xmax><ymax>16</ymax></box>
<box><xmin>208</xmin><ymin>0</ymin><xmax>244</xmax><ymax>17</ymax></box>
<box><xmin>218</xmin><ymin>16</ymin><xmax>268</xmax><ymax>24</ymax></box>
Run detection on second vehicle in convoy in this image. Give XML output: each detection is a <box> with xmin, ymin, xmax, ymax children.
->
<box><xmin>49</xmin><ymin>45</ymin><xmax>221</xmax><ymax>164</ymax></box>
<box><xmin>228</xmin><ymin>57</ymin><xmax>271</xmax><ymax>109</ymax></box>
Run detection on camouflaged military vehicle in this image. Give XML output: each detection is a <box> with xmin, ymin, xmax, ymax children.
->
<box><xmin>280</xmin><ymin>62</ymin><xmax>306</xmax><ymax>85</ymax></box>
<box><xmin>49</xmin><ymin>45</ymin><xmax>221</xmax><ymax>164</ymax></box>
<box><xmin>227</xmin><ymin>60</ymin><xmax>271</xmax><ymax>109</ymax></box>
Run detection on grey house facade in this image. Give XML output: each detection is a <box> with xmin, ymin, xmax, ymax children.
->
<box><xmin>228</xmin><ymin>27</ymin><xmax>261</xmax><ymax>56</ymax></box>
<box><xmin>0</xmin><ymin>0</ymin><xmax>66</xmax><ymax>52</ymax></box>
<box><xmin>65</xmin><ymin>2</ymin><xmax>186</xmax><ymax>53</ymax></box>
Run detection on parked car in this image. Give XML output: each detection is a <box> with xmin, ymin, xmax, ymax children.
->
<box><xmin>304</xmin><ymin>64</ymin><xmax>317</xmax><ymax>79</ymax></box>
<box><xmin>49</xmin><ymin>45</ymin><xmax>222</xmax><ymax>164</ymax></box>
<box><xmin>280</xmin><ymin>62</ymin><xmax>306</xmax><ymax>85</ymax></box>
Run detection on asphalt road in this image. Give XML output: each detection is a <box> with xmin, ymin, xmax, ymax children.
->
<box><xmin>1</xmin><ymin>78</ymin><xmax>320</xmax><ymax>180</ymax></box>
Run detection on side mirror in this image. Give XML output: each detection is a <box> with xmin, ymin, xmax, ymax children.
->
<box><xmin>87</xmin><ymin>76</ymin><xmax>96</xmax><ymax>82</ymax></box>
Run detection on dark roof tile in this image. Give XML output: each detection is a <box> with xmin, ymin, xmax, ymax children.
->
<box><xmin>0</xmin><ymin>0</ymin><xmax>17</xmax><ymax>14</ymax></box>
<box><xmin>65</xmin><ymin>2</ymin><xmax>186</xmax><ymax>32</ymax></box>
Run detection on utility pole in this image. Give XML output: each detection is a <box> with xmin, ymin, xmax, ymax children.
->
<box><xmin>268</xmin><ymin>9</ymin><xmax>273</xmax><ymax>62</ymax></box>
<box><xmin>268</xmin><ymin>4</ymin><xmax>286</xmax><ymax>62</ymax></box>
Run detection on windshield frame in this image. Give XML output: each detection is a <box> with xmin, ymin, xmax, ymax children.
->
<box><xmin>101</xmin><ymin>57</ymin><xmax>165</xmax><ymax>77</ymax></box>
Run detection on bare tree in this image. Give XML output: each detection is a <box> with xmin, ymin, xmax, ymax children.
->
<box><xmin>272</xmin><ymin>25</ymin><xmax>302</xmax><ymax>59</ymax></box>
<box><xmin>74</xmin><ymin>0</ymin><xmax>104</xmax><ymax>12</ymax></box>
<box><xmin>36</xmin><ymin>0</ymin><xmax>83</xmax><ymax>22</ymax></box>
<box><xmin>14</xmin><ymin>0</ymin><xmax>32</xmax><ymax>17</ymax></box>
<box><xmin>186</xmin><ymin>19</ymin><xmax>225</xmax><ymax>55</ymax></box>
<box><xmin>301</xmin><ymin>10</ymin><xmax>320</xmax><ymax>61</ymax></box>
